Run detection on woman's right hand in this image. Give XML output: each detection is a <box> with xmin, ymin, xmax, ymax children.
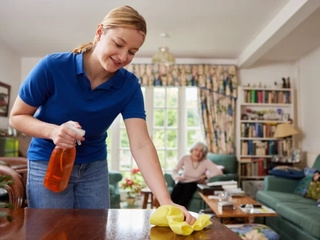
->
<box><xmin>176</xmin><ymin>176</ymin><xmax>184</xmax><ymax>182</ymax></box>
<box><xmin>52</xmin><ymin>121</ymin><xmax>85</xmax><ymax>148</ymax></box>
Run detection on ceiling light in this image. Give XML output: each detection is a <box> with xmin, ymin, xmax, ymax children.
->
<box><xmin>152</xmin><ymin>47</ymin><xmax>176</xmax><ymax>65</ymax></box>
<box><xmin>152</xmin><ymin>33</ymin><xmax>175</xmax><ymax>66</ymax></box>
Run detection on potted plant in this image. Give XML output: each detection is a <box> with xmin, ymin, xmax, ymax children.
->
<box><xmin>121</xmin><ymin>168</ymin><xmax>145</xmax><ymax>207</ymax></box>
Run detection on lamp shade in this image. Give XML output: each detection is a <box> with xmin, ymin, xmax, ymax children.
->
<box><xmin>273</xmin><ymin>123</ymin><xmax>298</xmax><ymax>138</ymax></box>
<box><xmin>152</xmin><ymin>47</ymin><xmax>175</xmax><ymax>65</ymax></box>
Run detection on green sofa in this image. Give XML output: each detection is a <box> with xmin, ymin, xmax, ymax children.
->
<box><xmin>164</xmin><ymin>153</ymin><xmax>238</xmax><ymax>213</ymax></box>
<box><xmin>109</xmin><ymin>171</ymin><xmax>123</xmax><ymax>208</ymax></box>
<box><xmin>256</xmin><ymin>156</ymin><xmax>320</xmax><ymax>240</ymax></box>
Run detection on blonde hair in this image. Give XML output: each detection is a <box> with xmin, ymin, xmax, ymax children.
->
<box><xmin>190</xmin><ymin>142</ymin><xmax>208</xmax><ymax>161</ymax></box>
<box><xmin>73</xmin><ymin>5</ymin><xmax>147</xmax><ymax>54</ymax></box>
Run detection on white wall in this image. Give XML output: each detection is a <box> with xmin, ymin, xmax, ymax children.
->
<box><xmin>0</xmin><ymin>40</ymin><xmax>21</xmax><ymax>129</ymax></box>
<box><xmin>238</xmin><ymin>63</ymin><xmax>297</xmax><ymax>89</ymax></box>
<box><xmin>21</xmin><ymin>58</ymin><xmax>41</xmax><ymax>81</ymax></box>
<box><xmin>298</xmin><ymin>47</ymin><xmax>320</xmax><ymax>166</ymax></box>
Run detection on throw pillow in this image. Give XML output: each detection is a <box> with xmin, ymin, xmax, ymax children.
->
<box><xmin>268</xmin><ymin>167</ymin><xmax>304</xmax><ymax>179</ymax></box>
<box><xmin>294</xmin><ymin>175</ymin><xmax>313</xmax><ymax>196</ymax></box>
<box><xmin>305</xmin><ymin>170</ymin><xmax>320</xmax><ymax>200</ymax></box>
<box><xmin>295</xmin><ymin>167</ymin><xmax>318</xmax><ymax>196</ymax></box>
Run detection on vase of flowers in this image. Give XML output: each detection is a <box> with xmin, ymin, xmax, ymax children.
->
<box><xmin>121</xmin><ymin>168</ymin><xmax>144</xmax><ymax>207</ymax></box>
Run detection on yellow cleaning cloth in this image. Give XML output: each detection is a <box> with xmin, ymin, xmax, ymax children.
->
<box><xmin>149</xmin><ymin>205</ymin><xmax>212</xmax><ymax>236</ymax></box>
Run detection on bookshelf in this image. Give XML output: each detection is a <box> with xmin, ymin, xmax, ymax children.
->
<box><xmin>0</xmin><ymin>137</ymin><xmax>19</xmax><ymax>157</ymax></box>
<box><xmin>236</xmin><ymin>86</ymin><xmax>295</xmax><ymax>187</ymax></box>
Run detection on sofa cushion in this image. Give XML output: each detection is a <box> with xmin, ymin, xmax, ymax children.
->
<box><xmin>207</xmin><ymin>153</ymin><xmax>237</xmax><ymax>174</ymax></box>
<box><xmin>295</xmin><ymin>175</ymin><xmax>313</xmax><ymax>196</ymax></box>
<box><xmin>276</xmin><ymin>202</ymin><xmax>320</xmax><ymax>239</ymax></box>
<box><xmin>268</xmin><ymin>167</ymin><xmax>304</xmax><ymax>179</ymax></box>
<box><xmin>257</xmin><ymin>191</ymin><xmax>315</xmax><ymax>208</ymax></box>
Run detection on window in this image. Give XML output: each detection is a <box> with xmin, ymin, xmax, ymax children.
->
<box><xmin>107</xmin><ymin>86</ymin><xmax>204</xmax><ymax>173</ymax></box>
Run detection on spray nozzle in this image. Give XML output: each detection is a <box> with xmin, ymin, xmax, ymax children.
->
<box><xmin>66</xmin><ymin>123</ymin><xmax>86</xmax><ymax>145</ymax></box>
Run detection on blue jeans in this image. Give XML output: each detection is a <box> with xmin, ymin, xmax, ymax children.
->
<box><xmin>27</xmin><ymin>160</ymin><xmax>110</xmax><ymax>209</ymax></box>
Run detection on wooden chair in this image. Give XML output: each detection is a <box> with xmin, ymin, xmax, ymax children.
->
<box><xmin>0</xmin><ymin>165</ymin><xmax>26</xmax><ymax>209</ymax></box>
<box><xmin>0</xmin><ymin>157</ymin><xmax>28</xmax><ymax>186</ymax></box>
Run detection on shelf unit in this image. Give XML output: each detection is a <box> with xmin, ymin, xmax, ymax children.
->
<box><xmin>0</xmin><ymin>137</ymin><xmax>19</xmax><ymax>157</ymax></box>
<box><xmin>236</xmin><ymin>86</ymin><xmax>295</xmax><ymax>186</ymax></box>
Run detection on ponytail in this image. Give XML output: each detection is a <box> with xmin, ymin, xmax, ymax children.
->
<box><xmin>72</xmin><ymin>42</ymin><xmax>94</xmax><ymax>54</ymax></box>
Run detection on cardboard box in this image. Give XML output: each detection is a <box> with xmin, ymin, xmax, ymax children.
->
<box><xmin>218</xmin><ymin>201</ymin><xmax>234</xmax><ymax>212</ymax></box>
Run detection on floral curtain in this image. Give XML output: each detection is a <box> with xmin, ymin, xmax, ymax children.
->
<box><xmin>126</xmin><ymin>64</ymin><xmax>238</xmax><ymax>154</ymax></box>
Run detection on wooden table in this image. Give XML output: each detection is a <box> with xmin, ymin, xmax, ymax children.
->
<box><xmin>141</xmin><ymin>188</ymin><xmax>160</xmax><ymax>209</ymax></box>
<box><xmin>0</xmin><ymin>208</ymin><xmax>242</xmax><ymax>240</ymax></box>
<box><xmin>198</xmin><ymin>192</ymin><xmax>278</xmax><ymax>223</ymax></box>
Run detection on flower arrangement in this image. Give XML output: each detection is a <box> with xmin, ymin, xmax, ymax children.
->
<box><xmin>121</xmin><ymin>168</ymin><xmax>145</xmax><ymax>198</ymax></box>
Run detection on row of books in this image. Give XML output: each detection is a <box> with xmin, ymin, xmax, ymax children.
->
<box><xmin>244</xmin><ymin>90</ymin><xmax>291</xmax><ymax>104</ymax></box>
<box><xmin>239</xmin><ymin>158</ymin><xmax>270</xmax><ymax>177</ymax></box>
<box><xmin>240</xmin><ymin>123</ymin><xmax>277</xmax><ymax>138</ymax></box>
<box><xmin>241</xmin><ymin>140</ymin><xmax>278</xmax><ymax>156</ymax></box>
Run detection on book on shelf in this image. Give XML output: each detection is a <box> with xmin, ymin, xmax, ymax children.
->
<box><xmin>240</xmin><ymin>159</ymin><xmax>268</xmax><ymax>177</ymax></box>
<box><xmin>240</xmin><ymin>158</ymin><xmax>252</xmax><ymax>163</ymax></box>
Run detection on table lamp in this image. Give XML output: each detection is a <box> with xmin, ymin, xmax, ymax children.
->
<box><xmin>273</xmin><ymin>123</ymin><xmax>298</xmax><ymax>161</ymax></box>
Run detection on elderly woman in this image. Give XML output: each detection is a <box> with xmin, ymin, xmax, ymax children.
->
<box><xmin>170</xmin><ymin>142</ymin><xmax>223</xmax><ymax>208</ymax></box>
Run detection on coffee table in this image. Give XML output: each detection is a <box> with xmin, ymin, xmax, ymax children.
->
<box><xmin>198</xmin><ymin>192</ymin><xmax>277</xmax><ymax>223</ymax></box>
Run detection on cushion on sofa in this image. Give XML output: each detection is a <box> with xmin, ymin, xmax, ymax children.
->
<box><xmin>295</xmin><ymin>175</ymin><xmax>313</xmax><ymax>196</ymax></box>
<box><xmin>306</xmin><ymin>170</ymin><xmax>320</xmax><ymax>200</ymax></box>
<box><xmin>295</xmin><ymin>167</ymin><xmax>320</xmax><ymax>196</ymax></box>
<box><xmin>268</xmin><ymin>167</ymin><xmax>304</xmax><ymax>179</ymax></box>
<box><xmin>276</xmin><ymin>202</ymin><xmax>320</xmax><ymax>239</ymax></box>
<box><xmin>305</xmin><ymin>180</ymin><xmax>320</xmax><ymax>200</ymax></box>
<box><xmin>257</xmin><ymin>190</ymin><xmax>316</xmax><ymax>208</ymax></box>
<box><xmin>206</xmin><ymin>153</ymin><xmax>237</xmax><ymax>174</ymax></box>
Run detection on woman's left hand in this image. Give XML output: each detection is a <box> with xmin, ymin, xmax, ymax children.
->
<box><xmin>197</xmin><ymin>174</ymin><xmax>207</xmax><ymax>184</ymax></box>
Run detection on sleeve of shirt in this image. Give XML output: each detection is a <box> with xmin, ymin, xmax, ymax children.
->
<box><xmin>121</xmin><ymin>72</ymin><xmax>146</xmax><ymax>120</ymax></box>
<box><xmin>171</xmin><ymin>156</ymin><xmax>185</xmax><ymax>181</ymax></box>
<box><xmin>204</xmin><ymin>159</ymin><xmax>223</xmax><ymax>179</ymax></box>
<box><xmin>19</xmin><ymin>55</ymin><xmax>54</xmax><ymax>107</ymax></box>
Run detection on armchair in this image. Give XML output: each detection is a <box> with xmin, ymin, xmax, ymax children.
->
<box><xmin>164</xmin><ymin>153</ymin><xmax>238</xmax><ymax>212</ymax></box>
<box><xmin>109</xmin><ymin>171</ymin><xmax>123</xmax><ymax>208</ymax></box>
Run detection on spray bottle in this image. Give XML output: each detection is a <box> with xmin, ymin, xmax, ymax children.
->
<box><xmin>43</xmin><ymin>124</ymin><xmax>85</xmax><ymax>192</ymax></box>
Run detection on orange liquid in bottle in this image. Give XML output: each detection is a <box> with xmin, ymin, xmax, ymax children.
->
<box><xmin>43</xmin><ymin>147</ymin><xmax>76</xmax><ymax>192</ymax></box>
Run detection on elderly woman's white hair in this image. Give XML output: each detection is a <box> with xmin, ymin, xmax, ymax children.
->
<box><xmin>189</xmin><ymin>141</ymin><xmax>208</xmax><ymax>161</ymax></box>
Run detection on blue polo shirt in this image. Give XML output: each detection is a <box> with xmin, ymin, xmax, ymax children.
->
<box><xmin>19</xmin><ymin>52</ymin><xmax>146</xmax><ymax>164</ymax></box>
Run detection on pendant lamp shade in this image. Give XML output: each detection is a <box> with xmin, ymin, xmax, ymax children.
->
<box><xmin>152</xmin><ymin>47</ymin><xmax>175</xmax><ymax>65</ymax></box>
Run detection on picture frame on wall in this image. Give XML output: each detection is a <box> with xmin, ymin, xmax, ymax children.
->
<box><xmin>0</xmin><ymin>82</ymin><xmax>11</xmax><ymax>117</ymax></box>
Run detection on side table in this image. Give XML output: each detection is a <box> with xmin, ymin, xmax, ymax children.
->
<box><xmin>141</xmin><ymin>188</ymin><xmax>159</xmax><ymax>209</ymax></box>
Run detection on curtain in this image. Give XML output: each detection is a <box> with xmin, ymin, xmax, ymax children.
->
<box><xmin>126</xmin><ymin>64</ymin><xmax>238</xmax><ymax>154</ymax></box>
